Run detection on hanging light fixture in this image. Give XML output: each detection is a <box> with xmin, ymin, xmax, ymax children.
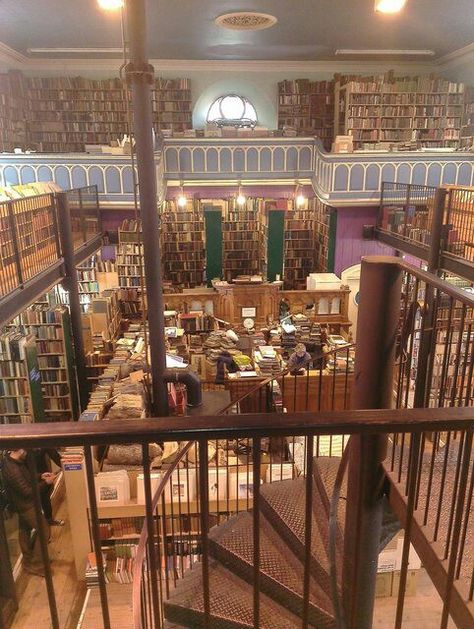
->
<box><xmin>97</xmin><ymin>0</ymin><xmax>124</xmax><ymax>10</ymax></box>
<box><xmin>177</xmin><ymin>185</ymin><xmax>187</xmax><ymax>208</ymax></box>
<box><xmin>375</xmin><ymin>0</ymin><xmax>407</xmax><ymax>14</ymax></box>
<box><xmin>294</xmin><ymin>181</ymin><xmax>306</xmax><ymax>208</ymax></box>
<box><xmin>236</xmin><ymin>183</ymin><xmax>246</xmax><ymax>207</ymax></box>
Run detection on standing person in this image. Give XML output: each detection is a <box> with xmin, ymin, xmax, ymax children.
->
<box><xmin>1</xmin><ymin>449</ymin><xmax>53</xmax><ymax>577</ymax></box>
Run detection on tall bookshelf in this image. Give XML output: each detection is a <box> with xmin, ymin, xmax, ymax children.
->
<box><xmin>0</xmin><ymin>331</ymin><xmax>45</xmax><ymax>424</ymax></box>
<box><xmin>17</xmin><ymin>306</ymin><xmax>79</xmax><ymax>422</ymax></box>
<box><xmin>117</xmin><ymin>220</ymin><xmax>145</xmax><ymax>315</ymax></box>
<box><xmin>152</xmin><ymin>78</ymin><xmax>192</xmax><ymax>134</ymax></box>
<box><xmin>161</xmin><ymin>200</ymin><xmax>205</xmax><ymax>287</ymax></box>
<box><xmin>283</xmin><ymin>200</ymin><xmax>315</xmax><ymax>289</ymax></box>
<box><xmin>0</xmin><ymin>71</ymin><xmax>28</xmax><ymax>152</ymax></box>
<box><xmin>460</xmin><ymin>87</ymin><xmax>474</xmax><ymax>149</ymax></box>
<box><xmin>0</xmin><ymin>72</ymin><xmax>192</xmax><ymax>152</ymax></box>
<box><xmin>335</xmin><ymin>75</ymin><xmax>466</xmax><ymax>150</ymax></box>
<box><xmin>278</xmin><ymin>79</ymin><xmax>334</xmax><ymax>149</ymax></box>
<box><xmin>314</xmin><ymin>199</ymin><xmax>332</xmax><ymax>272</ymax></box>
<box><xmin>222</xmin><ymin>199</ymin><xmax>267</xmax><ymax>281</ymax></box>
<box><xmin>77</xmin><ymin>256</ymin><xmax>100</xmax><ymax>312</ymax></box>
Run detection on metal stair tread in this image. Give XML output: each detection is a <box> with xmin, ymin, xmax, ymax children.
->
<box><xmin>260</xmin><ymin>477</ymin><xmax>331</xmax><ymax>573</ymax></box>
<box><xmin>208</xmin><ymin>510</ymin><xmax>335</xmax><ymax>627</ymax></box>
<box><xmin>164</xmin><ymin>560</ymin><xmax>305</xmax><ymax>628</ymax></box>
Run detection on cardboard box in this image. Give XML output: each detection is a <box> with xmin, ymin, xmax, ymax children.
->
<box><xmin>375</xmin><ymin>572</ymin><xmax>393</xmax><ymax>598</ymax></box>
<box><xmin>163</xmin><ymin>468</ymin><xmax>197</xmax><ymax>503</ymax></box>
<box><xmin>95</xmin><ymin>470</ymin><xmax>130</xmax><ymax>506</ymax></box>
<box><xmin>392</xmin><ymin>570</ymin><xmax>418</xmax><ymax>597</ymax></box>
<box><xmin>208</xmin><ymin>468</ymin><xmax>228</xmax><ymax>502</ymax></box>
<box><xmin>332</xmin><ymin>135</ymin><xmax>354</xmax><ymax>154</ymax></box>
<box><xmin>136</xmin><ymin>472</ymin><xmax>162</xmax><ymax>504</ymax></box>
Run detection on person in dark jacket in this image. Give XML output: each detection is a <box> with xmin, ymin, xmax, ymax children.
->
<box><xmin>34</xmin><ymin>449</ymin><xmax>64</xmax><ymax>526</ymax></box>
<box><xmin>1</xmin><ymin>449</ymin><xmax>54</xmax><ymax>577</ymax></box>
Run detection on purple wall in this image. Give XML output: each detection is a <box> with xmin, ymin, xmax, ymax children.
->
<box><xmin>165</xmin><ymin>184</ymin><xmax>313</xmax><ymax>201</ymax></box>
<box><xmin>334</xmin><ymin>206</ymin><xmax>394</xmax><ymax>277</ymax></box>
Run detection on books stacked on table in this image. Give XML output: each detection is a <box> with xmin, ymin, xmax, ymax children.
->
<box><xmin>254</xmin><ymin>346</ymin><xmax>281</xmax><ymax>376</ymax></box>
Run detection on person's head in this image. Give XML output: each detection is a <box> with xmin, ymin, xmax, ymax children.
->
<box><xmin>9</xmin><ymin>449</ymin><xmax>27</xmax><ymax>461</ymax></box>
<box><xmin>295</xmin><ymin>343</ymin><xmax>307</xmax><ymax>358</ymax></box>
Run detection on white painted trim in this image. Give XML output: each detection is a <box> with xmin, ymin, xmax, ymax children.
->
<box><xmin>437</xmin><ymin>42</ymin><xmax>474</xmax><ymax>65</ymax></box>
<box><xmin>0</xmin><ymin>41</ymin><xmax>27</xmax><ymax>66</ymax></box>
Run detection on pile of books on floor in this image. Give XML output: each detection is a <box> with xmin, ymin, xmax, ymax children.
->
<box><xmin>85</xmin><ymin>552</ymin><xmax>109</xmax><ymax>588</ymax></box>
<box><xmin>254</xmin><ymin>346</ymin><xmax>281</xmax><ymax>376</ymax></box>
<box><xmin>293</xmin><ymin>314</ymin><xmax>312</xmax><ymax>343</ymax></box>
<box><xmin>232</xmin><ymin>274</ymin><xmax>263</xmax><ymax>284</ymax></box>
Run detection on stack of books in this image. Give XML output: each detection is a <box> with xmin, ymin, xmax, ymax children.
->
<box><xmin>85</xmin><ymin>552</ymin><xmax>109</xmax><ymax>588</ymax></box>
<box><xmin>254</xmin><ymin>346</ymin><xmax>281</xmax><ymax>376</ymax></box>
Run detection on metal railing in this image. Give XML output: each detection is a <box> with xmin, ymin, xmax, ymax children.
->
<box><xmin>378</xmin><ymin>182</ymin><xmax>437</xmax><ymax>247</ymax></box>
<box><xmin>378</xmin><ymin>182</ymin><xmax>474</xmax><ymax>279</ymax></box>
<box><xmin>0</xmin><ymin>185</ymin><xmax>101</xmax><ymax>301</ymax></box>
<box><xmin>0</xmin><ymin>193</ymin><xmax>61</xmax><ymax>298</ymax></box>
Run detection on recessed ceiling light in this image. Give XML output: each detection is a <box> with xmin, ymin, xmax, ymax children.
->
<box><xmin>375</xmin><ymin>0</ymin><xmax>407</xmax><ymax>13</ymax></box>
<box><xmin>335</xmin><ymin>49</ymin><xmax>435</xmax><ymax>57</ymax></box>
<box><xmin>215</xmin><ymin>12</ymin><xmax>277</xmax><ymax>31</ymax></box>
<box><xmin>97</xmin><ymin>0</ymin><xmax>124</xmax><ymax>10</ymax></box>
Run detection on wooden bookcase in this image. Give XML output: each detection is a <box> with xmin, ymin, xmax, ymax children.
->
<box><xmin>0</xmin><ymin>72</ymin><xmax>192</xmax><ymax>152</ymax></box>
<box><xmin>460</xmin><ymin>87</ymin><xmax>474</xmax><ymax>149</ymax></box>
<box><xmin>314</xmin><ymin>198</ymin><xmax>332</xmax><ymax>272</ymax></box>
<box><xmin>0</xmin><ymin>71</ymin><xmax>28</xmax><ymax>152</ymax></box>
<box><xmin>152</xmin><ymin>78</ymin><xmax>192</xmax><ymax>134</ymax></box>
<box><xmin>0</xmin><ymin>331</ymin><xmax>45</xmax><ymax>424</ymax></box>
<box><xmin>335</xmin><ymin>75</ymin><xmax>466</xmax><ymax>150</ymax></box>
<box><xmin>283</xmin><ymin>200</ymin><xmax>315</xmax><ymax>289</ymax></box>
<box><xmin>161</xmin><ymin>199</ymin><xmax>206</xmax><ymax>287</ymax></box>
<box><xmin>222</xmin><ymin>199</ymin><xmax>267</xmax><ymax>282</ymax></box>
<box><xmin>16</xmin><ymin>305</ymin><xmax>79</xmax><ymax>422</ymax></box>
<box><xmin>278</xmin><ymin>79</ymin><xmax>334</xmax><ymax>149</ymax></box>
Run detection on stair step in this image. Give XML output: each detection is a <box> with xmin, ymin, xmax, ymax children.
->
<box><xmin>260</xmin><ymin>477</ymin><xmax>332</xmax><ymax>592</ymax></box>
<box><xmin>164</xmin><ymin>561</ymin><xmax>304</xmax><ymax>628</ymax></box>
<box><xmin>209</xmin><ymin>511</ymin><xmax>335</xmax><ymax>628</ymax></box>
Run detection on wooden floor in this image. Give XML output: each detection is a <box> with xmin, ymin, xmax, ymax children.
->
<box><xmin>11</xmin><ymin>502</ymin><xmax>85</xmax><ymax>629</ymax></box>
<box><xmin>78</xmin><ymin>584</ymin><xmax>133</xmax><ymax>629</ymax></box>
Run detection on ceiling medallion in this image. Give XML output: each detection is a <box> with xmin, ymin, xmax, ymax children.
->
<box><xmin>215</xmin><ymin>12</ymin><xmax>278</xmax><ymax>31</ymax></box>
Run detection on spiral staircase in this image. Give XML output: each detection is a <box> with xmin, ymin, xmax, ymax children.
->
<box><xmin>163</xmin><ymin>456</ymin><xmax>399</xmax><ymax>628</ymax></box>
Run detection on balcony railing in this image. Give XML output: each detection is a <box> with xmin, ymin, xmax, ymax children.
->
<box><xmin>377</xmin><ymin>182</ymin><xmax>474</xmax><ymax>280</ymax></box>
<box><xmin>0</xmin><ymin>185</ymin><xmax>103</xmax><ymax>325</ymax></box>
<box><xmin>1</xmin><ymin>140</ymin><xmax>473</xmax><ymax>206</ymax></box>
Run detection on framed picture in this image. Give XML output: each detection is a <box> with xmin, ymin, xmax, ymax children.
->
<box><xmin>242</xmin><ymin>307</ymin><xmax>256</xmax><ymax>318</ymax></box>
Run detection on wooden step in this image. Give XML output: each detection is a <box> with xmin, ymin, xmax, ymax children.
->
<box><xmin>260</xmin><ymin>477</ymin><xmax>332</xmax><ymax>593</ymax></box>
<box><xmin>209</xmin><ymin>511</ymin><xmax>335</xmax><ymax>628</ymax></box>
<box><xmin>164</xmin><ymin>561</ymin><xmax>304</xmax><ymax>628</ymax></box>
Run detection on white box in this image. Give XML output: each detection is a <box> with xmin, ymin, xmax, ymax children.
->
<box><xmin>306</xmin><ymin>273</ymin><xmax>342</xmax><ymax>291</ymax></box>
<box><xmin>163</xmin><ymin>468</ymin><xmax>196</xmax><ymax>503</ymax></box>
<box><xmin>208</xmin><ymin>468</ymin><xmax>228</xmax><ymax>502</ymax></box>
<box><xmin>95</xmin><ymin>470</ymin><xmax>130</xmax><ymax>506</ymax></box>
<box><xmin>229</xmin><ymin>470</ymin><xmax>261</xmax><ymax>500</ymax></box>
<box><xmin>266</xmin><ymin>463</ymin><xmax>295</xmax><ymax>483</ymax></box>
<box><xmin>136</xmin><ymin>472</ymin><xmax>162</xmax><ymax>505</ymax></box>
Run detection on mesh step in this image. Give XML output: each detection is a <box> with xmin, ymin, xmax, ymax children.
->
<box><xmin>164</xmin><ymin>561</ymin><xmax>304</xmax><ymax>629</ymax></box>
<box><xmin>260</xmin><ymin>477</ymin><xmax>331</xmax><ymax>592</ymax></box>
<box><xmin>209</xmin><ymin>511</ymin><xmax>335</xmax><ymax>627</ymax></box>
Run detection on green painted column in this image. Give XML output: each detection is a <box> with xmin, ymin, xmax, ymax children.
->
<box><xmin>204</xmin><ymin>206</ymin><xmax>223</xmax><ymax>286</ymax></box>
<box><xmin>267</xmin><ymin>210</ymin><xmax>285</xmax><ymax>281</ymax></box>
<box><xmin>327</xmin><ymin>210</ymin><xmax>337</xmax><ymax>273</ymax></box>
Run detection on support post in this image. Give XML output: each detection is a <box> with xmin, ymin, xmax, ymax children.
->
<box><xmin>343</xmin><ymin>255</ymin><xmax>403</xmax><ymax>629</ymax></box>
<box><xmin>125</xmin><ymin>0</ymin><xmax>168</xmax><ymax>416</ymax></box>
<box><xmin>427</xmin><ymin>187</ymin><xmax>448</xmax><ymax>275</ymax></box>
<box><xmin>56</xmin><ymin>192</ymin><xmax>89</xmax><ymax>412</ymax></box>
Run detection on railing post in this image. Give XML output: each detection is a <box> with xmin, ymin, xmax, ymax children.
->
<box><xmin>427</xmin><ymin>187</ymin><xmax>448</xmax><ymax>275</ymax></box>
<box><xmin>56</xmin><ymin>192</ymin><xmax>89</xmax><ymax>412</ymax></box>
<box><xmin>343</xmin><ymin>255</ymin><xmax>403</xmax><ymax>629</ymax></box>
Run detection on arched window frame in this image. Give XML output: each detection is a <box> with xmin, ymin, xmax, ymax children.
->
<box><xmin>207</xmin><ymin>94</ymin><xmax>258</xmax><ymax>128</ymax></box>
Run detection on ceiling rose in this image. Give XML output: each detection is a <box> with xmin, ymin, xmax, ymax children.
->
<box><xmin>215</xmin><ymin>12</ymin><xmax>278</xmax><ymax>31</ymax></box>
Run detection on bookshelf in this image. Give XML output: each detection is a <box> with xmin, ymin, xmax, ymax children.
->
<box><xmin>152</xmin><ymin>78</ymin><xmax>192</xmax><ymax>134</ymax></box>
<box><xmin>284</xmin><ymin>200</ymin><xmax>315</xmax><ymax>289</ymax></box>
<box><xmin>460</xmin><ymin>87</ymin><xmax>474</xmax><ymax>149</ymax></box>
<box><xmin>0</xmin><ymin>71</ymin><xmax>28</xmax><ymax>152</ymax></box>
<box><xmin>335</xmin><ymin>75</ymin><xmax>466</xmax><ymax>150</ymax></box>
<box><xmin>16</xmin><ymin>305</ymin><xmax>79</xmax><ymax>422</ymax></box>
<box><xmin>0</xmin><ymin>331</ymin><xmax>45</xmax><ymax>424</ymax></box>
<box><xmin>314</xmin><ymin>199</ymin><xmax>332</xmax><ymax>272</ymax></box>
<box><xmin>278</xmin><ymin>79</ymin><xmax>334</xmax><ymax>149</ymax></box>
<box><xmin>117</xmin><ymin>219</ymin><xmax>145</xmax><ymax>315</ymax></box>
<box><xmin>222</xmin><ymin>199</ymin><xmax>267</xmax><ymax>282</ymax></box>
<box><xmin>161</xmin><ymin>199</ymin><xmax>205</xmax><ymax>287</ymax></box>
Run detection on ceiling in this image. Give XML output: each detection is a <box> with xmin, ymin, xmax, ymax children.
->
<box><xmin>0</xmin><ymin>0</ymin><xmax>473</xmax><ymax>61</ymax></box>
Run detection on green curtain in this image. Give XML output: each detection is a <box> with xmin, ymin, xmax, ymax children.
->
<box><xmin>267</xmin><ymin>210</ymin><xmax>285</xmax><ymax>281</ymax></box>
